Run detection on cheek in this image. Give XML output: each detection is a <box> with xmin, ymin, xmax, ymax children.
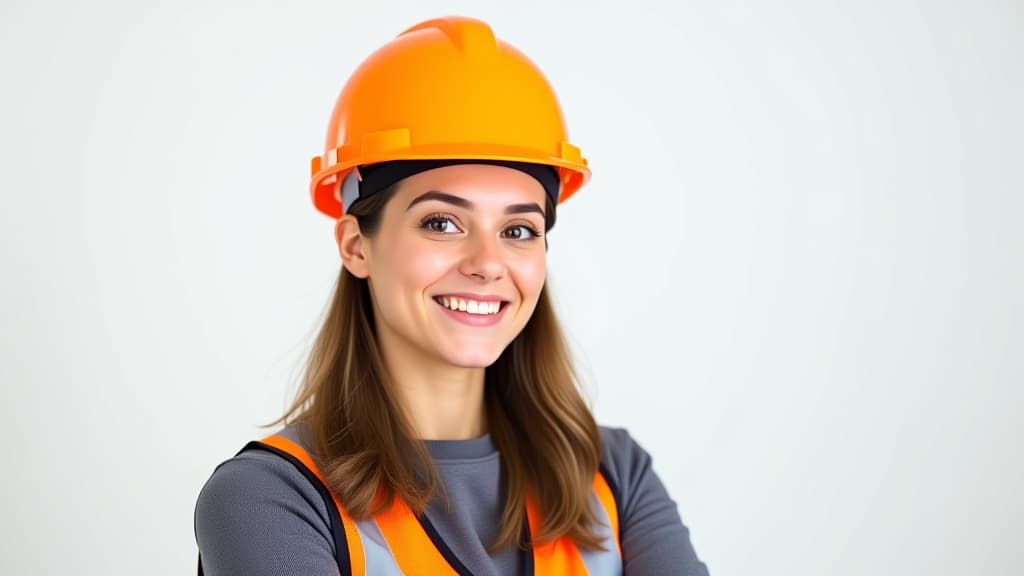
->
<box><xmin>388</xmin><ymin>238</ymin><xmax>458</xmax><ymax>292</ymax></box>
<box><xmin>511</xmin><ymin>252</ymin><xmax>547</xmax><ymax>300</ymax></box>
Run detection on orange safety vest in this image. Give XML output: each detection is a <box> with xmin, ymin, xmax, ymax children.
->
<box><xmin>198</xmin><ymin>434</ymin><xmax>623</xmax><ymax>575</ymax></box>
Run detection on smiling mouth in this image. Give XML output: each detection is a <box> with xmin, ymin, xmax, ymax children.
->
<box><xmin>432</xmin><ymin>296</ymin><xmax>508</xmax><ymax>316</ymax></box>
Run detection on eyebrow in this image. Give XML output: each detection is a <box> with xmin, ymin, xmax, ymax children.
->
<box><xmin>406</xmin><ymin>190</ymin><xmax>545</xmax><ymax>217</ymax></box>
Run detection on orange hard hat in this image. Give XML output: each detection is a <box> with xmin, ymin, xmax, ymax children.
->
<box><xmin>309</xmin><ymin>16</ymin><xmax>590</xmax><ymax>219</ymax></box>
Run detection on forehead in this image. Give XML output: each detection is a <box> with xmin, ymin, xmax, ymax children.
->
<box><xmin>391</xmin><ymin>164</ymin><xmax>547</xmax><ymax>208</ymax></box>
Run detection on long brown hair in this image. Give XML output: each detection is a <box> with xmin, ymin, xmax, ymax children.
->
<box><xmin>264</xmin><ymin>183</ymin><xmax>605</xmax><ymax>552</ymax></box>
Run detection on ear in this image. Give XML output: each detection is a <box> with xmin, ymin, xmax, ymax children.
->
<box><xmin>335</xmin><ymin>215</ymin><xmax>370</xmax><ymax>278</ymax></box>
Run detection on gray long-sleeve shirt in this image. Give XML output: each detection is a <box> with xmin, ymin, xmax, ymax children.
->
<box><xmin>194</xmin><ymin>422</ymin><xmax>709</xmax><ymax>575</ymax></box>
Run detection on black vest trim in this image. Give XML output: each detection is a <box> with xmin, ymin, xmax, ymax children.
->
<box><xmin>414</xmin><ymin>511</ymin><xmax>476</xmax><ymax>576</ymax></box>
<box><xmin>521</xmin><ymin>512</ymin><xmax>536</xmax><ymax>576</ymax></box>
<box><xmin>597</xmin><ymin>465</ymin><xmax>623</xmax><ymax>545</ymax></box>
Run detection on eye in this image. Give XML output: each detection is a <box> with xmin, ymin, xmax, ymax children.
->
<box><xmin>420</xmin><ymin>214</ymin><xmax>462</xmax><ymax>234</ymax></box>
<box><xmin>502</xmin><ymin>224</ymin><xmax>541</xmax><ymax>241</ymax></box>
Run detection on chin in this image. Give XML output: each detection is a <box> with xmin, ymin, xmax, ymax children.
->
<box><xmin>440</xmin><ymin>346</ymin><xmax>506</xmax><ymax>369</ymax></box>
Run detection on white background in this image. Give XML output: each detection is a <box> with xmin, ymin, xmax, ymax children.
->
<box><xmin>2</xmin><ymin>0</ymin><xmax>1021</xmax><ymax>574</ymax></box>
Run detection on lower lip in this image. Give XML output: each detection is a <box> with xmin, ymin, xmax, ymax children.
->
<box><xmin>434</xmin><ymin>299</ymin><xmax>509</xmax><ymax>327</ymax></box>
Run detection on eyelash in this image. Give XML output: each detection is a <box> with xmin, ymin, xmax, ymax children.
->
<box><xmin>419</xmin><ymin>213</ymin><xmax>542</xmax><ymax>240</ymax></box>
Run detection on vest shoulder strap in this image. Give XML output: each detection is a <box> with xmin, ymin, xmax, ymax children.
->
<box><xmin>525</xmin><ymin>471</ymin><xmax>623</xmax><ymax>575</ymax></box>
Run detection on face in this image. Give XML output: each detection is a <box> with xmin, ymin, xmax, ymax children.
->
<box><xmin>345</xmin><ymin>163</ymin><xmax>549</xmax><ymax>371</ymax></box>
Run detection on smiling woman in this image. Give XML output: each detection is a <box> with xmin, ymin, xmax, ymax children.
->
<box><xmin>194</xmin><ymin>15</ymin><xmax>708</xmax><ymax>576</ymax></box>
<box><xmin>343</xmin><ymin>164</ymin><xmax>551</xmax><ymax>379</ymax></box>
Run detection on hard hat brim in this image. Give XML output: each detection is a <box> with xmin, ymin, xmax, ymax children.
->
<box><xmin>311</xmin><ymin>142</ymin><xmax>589</xmax><ymax>219</ymax></box>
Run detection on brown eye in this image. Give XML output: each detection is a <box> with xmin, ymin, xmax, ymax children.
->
<box><xmin>502</xmin><ymin>224</ymin><xmax>540</xmax><ymax>240</ymax></box>
<box><xmin>421</xmin><ymin>215</ymin><xmax>460</xmax><ymax>234</ymax></box>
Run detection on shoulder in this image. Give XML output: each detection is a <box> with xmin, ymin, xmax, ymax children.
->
<box><xmin>597</xmin><ymin>425</ymin><xmax>655</xmax><ymax>500</ymax></box>
<box><xmin>597</xmin><ymin>425</ymin><xmax>676</xmax><ymax>523</ymax></box>
<box><xmin>196</xmin><ymin>423</ymin><xmax>325</xmax><ymax>520</ymax></box>
<box><xmin>195</xmin><ymin>440</ymin><xmax>330</xmax><ymax>523</ymax></box>
<box><xmin>598</xmin><ymin>424</ymin><xmax>644</xmax><ymax>462</ymax></box>
<box><xmin>597</xmin><ymin>425</ymin><xmax>711</xmax><ymax>574</ymax></box>
<box><xmin>194</xmin><ymin>424</ymin><xmax>339</xmax><ymax>574</ymax></box>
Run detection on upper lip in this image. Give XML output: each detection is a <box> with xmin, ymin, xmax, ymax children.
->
<box><xmin>433</xmin><ymin>292</ymin><xmax>509</xmax><ymax>302</ymax></box>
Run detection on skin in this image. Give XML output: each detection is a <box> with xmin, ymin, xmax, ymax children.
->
<box><xmin>335</xmin><ymin>164</ymin><xmax>549</xmax><ymax>440</ymax></box>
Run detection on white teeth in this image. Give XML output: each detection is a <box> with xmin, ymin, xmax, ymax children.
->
<box><xmin>437</xmin><ymin>297</ymin><xmax>503</xmax><ymax>315</ymax></box>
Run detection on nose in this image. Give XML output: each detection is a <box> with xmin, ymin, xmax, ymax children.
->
<box><xmin>459</xmin><ymin>231</ymin><xmax>505</xmax><ymax>282</ymax></box>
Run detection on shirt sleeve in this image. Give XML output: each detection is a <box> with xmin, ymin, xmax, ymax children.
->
<box><xmin>194</xmin><ymin>450</ymin><xmax>342</xmax><ymax>576</ymax></box>
<box><xmin>599</xmin><ymin>426</ymin><xmax>711</xmax><ymax>575</ymax></box>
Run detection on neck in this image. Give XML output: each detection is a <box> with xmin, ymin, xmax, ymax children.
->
<box><xmin>380</xmin><ymin>344</ymin><xmax>488</xmax><ymax>441</ymax></box>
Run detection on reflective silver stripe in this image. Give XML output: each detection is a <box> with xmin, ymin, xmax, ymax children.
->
<box><xmin>578</xmin><ymin>491</ymin><xmax>623</xmax><ymax>575</ymax></box>
<box><xmin>353</xmin><ymin>518</ymin><xmax>404</xmax><ymax>575</ymax></box>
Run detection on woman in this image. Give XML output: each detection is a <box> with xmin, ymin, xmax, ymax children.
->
<box><xmin>194</xmin><ymin>16</ymin><xmax>708</xmax><ymax>576</ymax></box>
